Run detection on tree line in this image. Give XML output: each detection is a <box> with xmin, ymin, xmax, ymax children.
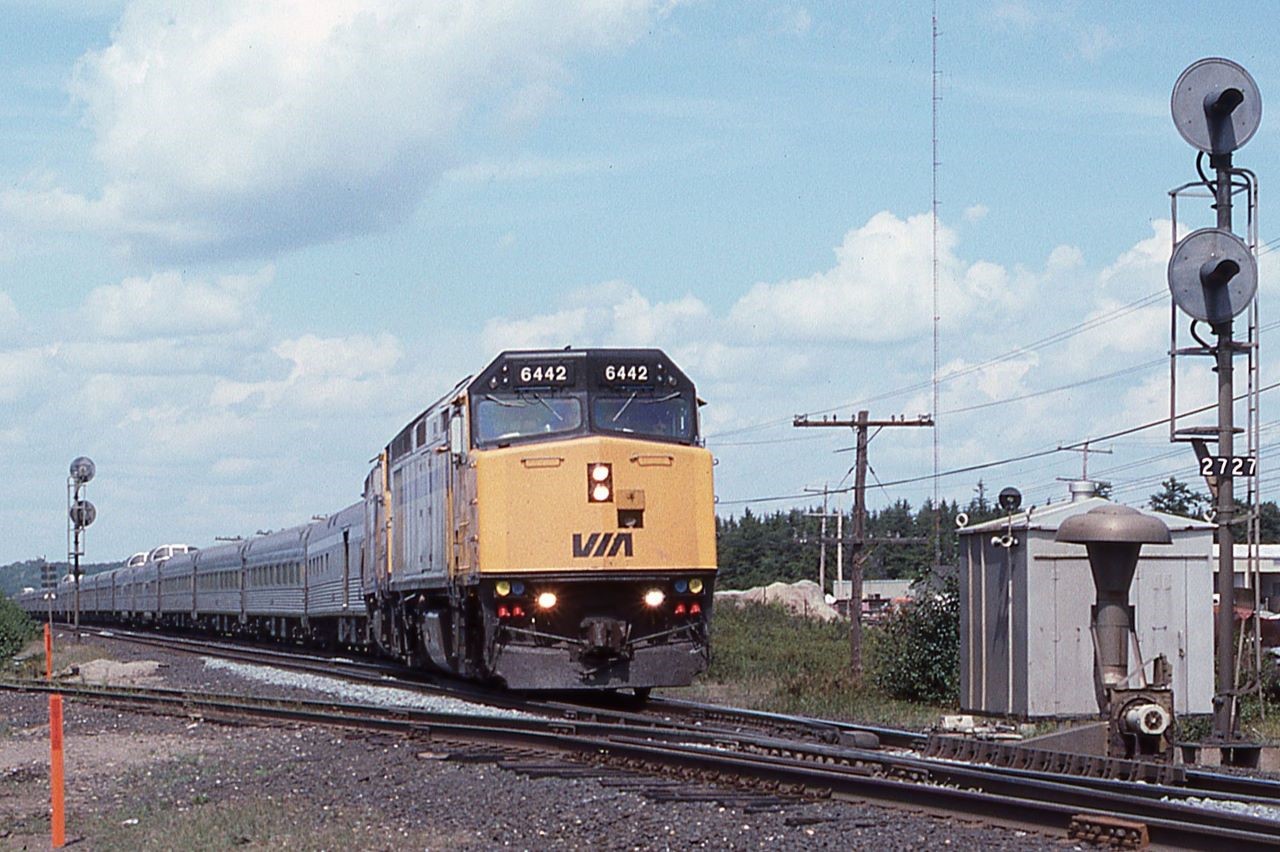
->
<box><xmin>718</xmin><ymin>476</ymin><xmax>1280</xmax><ymax>593</ymax></box>
<box><xmin>0</xmin><ymin>558</ymin><xmax>117</xmax><ymax>600</ymax></box>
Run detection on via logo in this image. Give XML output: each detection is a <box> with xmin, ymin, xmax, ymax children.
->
<box><xmin>572</xmin><ymin>532</ymin><xmax>634</xmax><ymax>558</ymax></box>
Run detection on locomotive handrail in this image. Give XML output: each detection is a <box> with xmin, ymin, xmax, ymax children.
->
<box><xmin>629</xmin><ymin>454</ymin><xmax>674</xmax><ymax>466</ymax></box>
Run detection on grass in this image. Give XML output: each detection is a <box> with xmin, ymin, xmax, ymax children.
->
<box><xmin>677</xmin><ymin>602</ymin><xmax>953</xmax><ymax>729</ymax></box>
<box><xmin>1230</xmin><ymin>695</ymin><xmax>1280</xmax><ymax>743</ymax></box>
<box><xmin>2</xmin><ymin>633</ymin><xmax>117</xmax><ymax>680</ymax></box>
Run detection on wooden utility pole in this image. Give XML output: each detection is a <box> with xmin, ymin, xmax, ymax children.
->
<box><xmin>804</xmin><ymin>485</ymin><xmax>832</xmax><ymax>593</ymax></box>
<box><xmin>1060</xmin><ymin>439</ymin><xmax>1112</xmax><ymax>481</ymax></box>
<box><xmin>794</xmin><ymin>410</ymin><xmax>933</xmax><ymax>676</ymax></box>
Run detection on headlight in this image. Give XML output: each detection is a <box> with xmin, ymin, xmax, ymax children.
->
<box><xmin>689</xmin><ymin>578</ymin><xmax>704</xmax><ymax>594</ymax></box>
<box><xmin>537</xmin><ymin>591</ymin><xmax>558</xmax><ymax>610</ymax></box>
<box><xmin>587</xmin><ymin>463</ymin><xmax>613</xmax><ymax>502</ymax></box>
<box><xmin>495</xmin><ymin>580</ymin><xmax>511</xmax><ymax>597</ymax></box>
<box><xmin>643</xmin><ymin>589</ymin><xmax>665</xmax><ymax>608</ymax></box>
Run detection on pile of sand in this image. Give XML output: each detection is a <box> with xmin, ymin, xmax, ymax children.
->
<box><xmin>715</xmin><ymin>579</ymin><xmax>840</xmax><ymax>622</ymax></box>
<box><xmin>62</xmin><ymin>659</ymin><xmax>166</xmax><ymax>688</ymax></box>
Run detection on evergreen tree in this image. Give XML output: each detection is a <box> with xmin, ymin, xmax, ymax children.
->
<box><xmin>1148</xmin><ymin>477</ymin><xmax>1209</xmax><ymax>518</ymax></box>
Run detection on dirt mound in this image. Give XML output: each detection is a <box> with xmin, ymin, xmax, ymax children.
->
<box><xmin>715</xmin><ymin>579</ymin><xmax>840</xmax><ymax>622</ymax></box>
<box><xmin>61</xmin><ymin>658</ymin><xmax>166</xmax><ymax>687</ymax></box>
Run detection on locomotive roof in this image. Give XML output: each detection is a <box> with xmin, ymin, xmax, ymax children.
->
<box><xmin>470</xmin><ymin>347</ymin><xmax>694</xmax><ymax>395</ymax></box>
<box><xmin>384</xmin><ymin>347</ymin><xmax>696</xmax><ymax>457</ymax></box>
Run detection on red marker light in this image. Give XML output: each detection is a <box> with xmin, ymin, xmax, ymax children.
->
<box><xmin>690</xmin><ymin>602</ymin><xmax>702</xmax><ymax>615</ymax></box>
<box><xmin>512</xmin><ymin>605</ymin><xmax>526</xmax><ymax>617</ymax></box>
<box><xmin>674</xmin><ymin>603</ymin><xmax>687</xmax><ymax>616</ymax></box>
<box><xmin>497</xmin><ymin>605</ymin><xmax>510</xmax><ymax>618</ymax></box>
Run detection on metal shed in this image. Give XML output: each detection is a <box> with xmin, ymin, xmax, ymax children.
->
<box><xmin>958</xmin><ymin>488</ymin><xmax>1213</xmax><ymax>718</ymax></box>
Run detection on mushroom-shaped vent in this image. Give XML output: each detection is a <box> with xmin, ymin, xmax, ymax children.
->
<box><xmin>1056</xmin><ymin>504</ymin><xmax>1172</xmax><ymax>546</ymax></box>
<box><xmin>1056</xmin><ymin>504</ymin><xmax>1173</xmax><ymax>703</ymax></box>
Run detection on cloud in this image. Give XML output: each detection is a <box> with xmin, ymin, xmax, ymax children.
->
<box><xmin>118</xmin><ymin>403</ymin><xmax>255</xmax><ymax>458</ymax></box>
<box><xmin>81</xmin><ymin>267</ymin><xmax>272</xmax><ymax>339</ymax></box>
<box><xmin>989</xmin><ymin>4</ymin><xmax>1115</xmax><ymax>63</ymax></box>
<box><xmin>1073</xmin><ymin>24</ymin><xmax>1117</xmax><ymax>63</ymax></box>
<box><xmin>0</xmin><ymin>292</ymin><xmax>21</xmax><ymax>339</ymax></box>
<box><xmin>210</xmin><ymin>332</ymin><xmax>405</xmax><ymax>412</ymax></box>
<box><xmin>6</xmin><ymin>1</ymin><xmax>673</xmax><ymax>259</ymax></box>
<box><xmin>443</xmin><ymin>154</ymin><xmax>617</xmax><ymax>185</ymax></box>
<box><xmin>1046</xmin><ymin>244</ymin><xmax>1084</xmax><ymax>273</ymax></box>
<box><xmin>482</xmin><ymin>281</ymin><xmax>711</xmax><ymax>354</ymax></box>
<box><xmin>992</xmin><ymin>2</ymin><xmax>1036</xmax><ymax>29</ymax></box>
<box><xmin>728</xmin><ymin>211</ymin><xmax>1021</xmax><ymax>344</ymax></box>
<box><xmin>768</xmin><ymin>6</ymin><xmax>812</xmax><ymax>36</ymax></box>
<box><xmin>0</xmin><ymin>347</ymin><xmax>55</xmax><ymax>403</ymax></box>
<box><xmin>1095</xmin><ymin>220</ymin><xmax>1178</xmax><ymax>297</ymax></box>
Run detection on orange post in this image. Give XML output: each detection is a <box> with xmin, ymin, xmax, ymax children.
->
<box><xmin>49</xmin><ymin>693</ymin><xmax>65</xmax><ymax>848</ymax></box>
<box><xmin>44</xmin><ymin>623</ymin><xmax>52</xmax><ymax>681</ymax></box>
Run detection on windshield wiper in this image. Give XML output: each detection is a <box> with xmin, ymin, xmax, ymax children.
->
<box><xmin>612</xmin><ymin>392</ymin><xmax>637</xmax><ymax>422</ymax></box>
<box><xmin>531</xmin><ymin>393</ymin><xmax>565</xmax><ymax>422</ymax></box>
<box><xmin>484</xmin><ymin>394</ymin><xmax>523</xmax><ymax>408</ymax></box>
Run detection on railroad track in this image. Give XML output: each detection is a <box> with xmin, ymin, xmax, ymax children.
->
<box><xmin>70</xmin><ymin>625</ymin><xmax>896</xmax><ymax>747</ymax></box>
<box><xmin>5</xmin><ymin>677</ymin><xmax>1279</xmax><ymax>848</ymax></box>
<box><xmin>68</xmin><ymin>626</ymin><xmax>1280</xmax><ymax>795</ymax></box>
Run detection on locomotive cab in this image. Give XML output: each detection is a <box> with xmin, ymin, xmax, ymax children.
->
<box><xmin>465</xmin><ymin>349</ymin><xmax>716</xmax><ymax>690</ymax></box>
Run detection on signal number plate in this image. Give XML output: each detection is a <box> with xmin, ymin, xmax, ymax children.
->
<box><xmin>1200</xmin><ymin>455</ymin><xmax>1258</xmax><ymax>477</ymax></box>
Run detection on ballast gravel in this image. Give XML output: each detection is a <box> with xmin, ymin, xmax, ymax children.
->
<box><xmin>201</xmin><ymin>656</ymin><xmax>537</xmax><ymax>719</ymax></box>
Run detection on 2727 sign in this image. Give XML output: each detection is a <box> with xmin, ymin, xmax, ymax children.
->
<box><xmin>1200</xmin><ymin>455</ymin><xmax>1258</xmax><ymax>477</ymax></box>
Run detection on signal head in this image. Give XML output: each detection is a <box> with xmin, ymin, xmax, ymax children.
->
<box><xmin>1171</xmin><ymin>57</ymin><xmax>1262</xmax><ymax>154</ymax></box>
<box><xmin>997</xmin><ymin>487</ymin><xmax>1022</xmax><ymax>513</ymax></box>
<box><xmin>69</xmin><ymin>499</ymin><xmax>96</xmax><ymax>528</ymax></box>
<box><xmin>69</xmin><ymin>456</ymin><xmax>95</xmax><ymax>484</ymax></box>
<box><xmin>1168</xmin><ymin>227</ymin><xmax>1257</xmax><ymax>323</ymax></box>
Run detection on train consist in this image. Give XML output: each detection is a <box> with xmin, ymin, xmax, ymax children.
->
<box><xmin>19</xmin><ymin>348</ymin><xmax>718</xmax><ymax>692</ymax></box>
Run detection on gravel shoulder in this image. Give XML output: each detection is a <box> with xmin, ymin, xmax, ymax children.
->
<box><xmin>1</xmin><ymin>630</ymin><xmax>1075</xmax><ymax>850</ymax></box>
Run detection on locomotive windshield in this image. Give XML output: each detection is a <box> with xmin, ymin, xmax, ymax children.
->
<box><xmin>592</xmin><ymin>392</ymin><xmax>694</xmax><ymax>441</ymax></box>
<box><xmin>474</xmin><ymin>394</ymin><xmax>583</xmax><ymax>445</ymax></box>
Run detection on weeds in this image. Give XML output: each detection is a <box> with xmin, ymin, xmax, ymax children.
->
<box><xmin>0</xmin><ymin>595</ymin><xmax>36</xmax><ymax>661</ymax></box>
<box><xmin>692</xmin><ymin>603</ymin><xmax>952</xmax><ymax>729</ymax></box>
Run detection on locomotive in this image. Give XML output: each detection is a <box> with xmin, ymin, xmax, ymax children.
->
<box><xmin>20</xmin><ymin>348</ymin><xmax>718</xmax><ymax>692</ymax></box>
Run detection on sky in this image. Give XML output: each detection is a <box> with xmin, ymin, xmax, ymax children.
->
<box><xmin>2</xmin><ymin>1</ymin><xmax>1279</xmax><ymax>565</ymax></box>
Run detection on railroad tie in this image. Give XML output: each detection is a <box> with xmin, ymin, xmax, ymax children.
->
<box><xmin>1067</xmin><ymin>814</ymin><xmax>1149</xmax><ymax>849</ymax></box>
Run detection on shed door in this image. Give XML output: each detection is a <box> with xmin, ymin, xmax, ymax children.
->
<box><xmin>1050</xmin><ymin>558</ymin><xmax>1098</xmax><ymax>716</ymax></box>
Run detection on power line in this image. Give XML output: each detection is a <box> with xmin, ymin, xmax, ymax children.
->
<box><xmin>704</xmin><ymin>288</ymin><xmax>1166</xmax><ymax>441</ymax></box>
<box><xmin>940</xmin><ymin>358</ymin><xmax>1164</xmax><ymax>415</ymax></box>
<box><xmin>877</xmin><ymin>378</ymin><xmax>1280</xmax><ymax>489</ymax></box>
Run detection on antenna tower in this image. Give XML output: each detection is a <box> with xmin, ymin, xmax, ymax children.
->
<box><xmin>930</xmin><ymin>0</ymin><xmax>942</xmax><ymax>567</ymax></box>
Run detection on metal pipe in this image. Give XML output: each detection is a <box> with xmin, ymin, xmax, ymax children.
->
<box><xmin>1212</xmin><ymin>152</ymin><xmax>1237</xmax><ymax>741</ymax></box>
